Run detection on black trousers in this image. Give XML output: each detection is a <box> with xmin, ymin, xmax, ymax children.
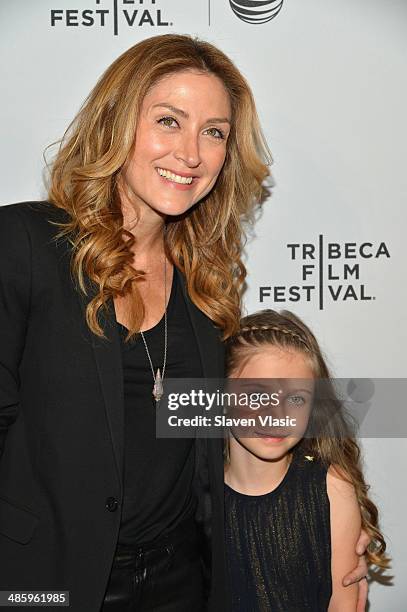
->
<box><xmin>101</xmin><ymin>519</ymin><xmax>205</xmax><ymax>611</ymax></box>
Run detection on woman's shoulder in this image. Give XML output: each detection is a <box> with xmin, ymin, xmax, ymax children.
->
<box><xmin>0</xmin><ymin>201</ymin><xmax>70</xmax><ymax>231</ymax></box>
<box><xmin>0</xmin><ymin>201</ymin><xmax>75</xmax><ymax>283</ymax></box>
<box><xmin>0</xmin><ymin>201</ymin><xmax>73</xmax><ymax>257</ymax></box>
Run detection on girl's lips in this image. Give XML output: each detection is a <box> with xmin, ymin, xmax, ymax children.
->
<box><xmin>254</xmin><ymin>431</ymin><xmax>288</xmax><ymax>442</ymax></box>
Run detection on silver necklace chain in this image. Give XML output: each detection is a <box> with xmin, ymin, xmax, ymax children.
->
<box><xmin>139</xmin><ymin>229</ymin><xmax>167</xmax><ymax>403</ymax></box>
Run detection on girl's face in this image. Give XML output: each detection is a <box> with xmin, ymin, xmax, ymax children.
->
<box><xmin>120</xmin><ymin>69</ymin><xmax>232</xmax><ymax>218</ymax></box>
<box><xmin>228</xmin><ymin>347</ymin><xmax>315</xmax><ymax>462</ymax></box>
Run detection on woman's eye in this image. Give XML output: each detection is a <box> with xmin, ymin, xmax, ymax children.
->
<box><xmin>157</xmin><ymin>116</ymin><xmax>225</xmax><ymax>139</ymax></box>
<box><xmin>157</xmin><ymin>116</ymin><xmax>177</xmax><ymax>128</ymax></box>
<box><xmin>286</xmin><ymin>395</ymin><xmax>305</xmax><ymax>406</ymax></box>
<box><xmin>205</xmin><ymin>127</ymin><xmax>225</xmax><ymax>140</ymax></box>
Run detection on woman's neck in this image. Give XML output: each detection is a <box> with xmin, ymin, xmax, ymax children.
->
<box><xmin>120</xmin><ymin>196</ymin><xmax>166</xmax><ymax>266</ymax></box>
<box><xmin>225</xmin><ymin>439</ymin><xmax>292</xmax><ymax>496</ymax></box>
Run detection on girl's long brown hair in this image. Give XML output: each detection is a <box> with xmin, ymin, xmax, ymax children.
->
<box><xmin>225</xmin><ymin>309</ymin><xmax>390</xmax><ymax>569</ymax></box>
<box><xmin>46</xmin><ymin>34</ymin><xmax>271</xmax><ymax>340</ymax></box>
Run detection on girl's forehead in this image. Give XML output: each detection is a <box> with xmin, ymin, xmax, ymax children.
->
<box><xmin>238</xmin><ymin>347</ymin><xmax>314</xmax><ymax>379</ymax></box>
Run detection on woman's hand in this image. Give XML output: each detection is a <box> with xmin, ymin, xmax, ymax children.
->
<box><xmin>342</xmin><ymin>529</ymin><xmax>371</xmax><ymax>612</ymax></box>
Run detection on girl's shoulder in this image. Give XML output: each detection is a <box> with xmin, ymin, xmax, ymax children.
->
<box><xmin>326</xmin><ymin>464</ymin><xmax>359</xmax><ymax>505</ymax></box>
<box><xmin>290</xmin><ymin>454</ymin><xmax>360</xmax><ymax>524</ymax></box>
<box><xmin>292</xmin><ymin>453</ymin><xmax>357</xmax><ymax>498</ymax></box>
<box><xmin>291</xmin><ymin>448</ymin><xmax>330</xmax><ymax>482</ymax></box>
<box><xmin>271</xmin><ymin>450</ymin><xmax>331</xmax><ymax>509</ymax></box>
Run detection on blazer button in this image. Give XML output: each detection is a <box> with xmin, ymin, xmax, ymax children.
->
<box><xmin>105</xmin><ymin>497</ymin><xmax>118</xmax><ymax>512</ymax></box>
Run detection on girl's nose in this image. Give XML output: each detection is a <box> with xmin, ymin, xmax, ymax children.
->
<box><xmin>270</xmin><ymin>399</ymin><xmax>286</xmax><ymax>421</ymax></box>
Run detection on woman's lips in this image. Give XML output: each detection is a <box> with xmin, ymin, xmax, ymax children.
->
<box><xmin>156</xmin><ymin>171</ymin><xmax>198</xmax><ymax>191</ymax></box>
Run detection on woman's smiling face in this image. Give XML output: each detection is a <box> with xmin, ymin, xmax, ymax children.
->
<box><xmin>120</xmin><ymin>69</ymin><xmax>232</xmax><ymax>218</ymax></box>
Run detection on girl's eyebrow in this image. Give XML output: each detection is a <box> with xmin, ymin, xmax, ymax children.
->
<box><xmin>229</xmin><ymin>381</ymin><xmax>273</xmax><ymax>390</ymax></box>
<box><xmin>151</xmin><ymin>102</ymin><xmax>231</xmax><ymax>125</ymax></box>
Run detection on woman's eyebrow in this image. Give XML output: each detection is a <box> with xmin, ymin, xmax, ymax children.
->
<box><xmin>151</xmin><ymin>102</ymin><xmax>231</xmax><ymax>124</ymax></box>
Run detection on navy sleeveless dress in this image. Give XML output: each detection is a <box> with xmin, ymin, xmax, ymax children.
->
<box><xmin>225</xmin><ymin>449</ymin><xmax>332</xmax><ymax>611</ymax></box>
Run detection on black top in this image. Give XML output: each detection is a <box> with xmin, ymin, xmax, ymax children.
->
<box><xmin>225</xmin><ymin>449</ymin><xmax>332</xmax><ymax>612</ymax></box>
<box><xmin>117</xmin><ymin>269</ymin><xmax>203</xmax><ymax>545</ymax></box>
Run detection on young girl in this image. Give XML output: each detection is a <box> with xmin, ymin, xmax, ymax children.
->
<box><xmin>224</xmin><ymin>309</ymin><xmax>389</xmax><ymax>611</ymax></box>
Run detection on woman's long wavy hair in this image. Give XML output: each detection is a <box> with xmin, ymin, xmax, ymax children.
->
<box><xmin>46</xmin><ymin>34</ymin><xmax>271</xmax><ymax>340</ymax></box>
<box><xmin>225</xmin><ymin>309</ymin><xmax>390</xmax><ymax>569</ymax></box>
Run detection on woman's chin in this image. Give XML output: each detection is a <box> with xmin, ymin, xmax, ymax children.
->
<box><xmin>152</xmin><ymin>200</ymin><xmax>199</xmax><ymax>218</ymax></box>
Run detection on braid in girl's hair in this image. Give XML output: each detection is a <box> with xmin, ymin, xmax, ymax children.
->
<box><xmin>225</xmin><ymin>309</ymin><xmax>390</xmax><ymax>570</ymax></box>
<box><xmin>226</xmin><ymin>309</ymin><xmax>320</xmax><ymax>377</ymax></box>
<box><xmin>238</xmin><ymin>324</ymin><xmax>311</xmax><ymax>351</ymax></box>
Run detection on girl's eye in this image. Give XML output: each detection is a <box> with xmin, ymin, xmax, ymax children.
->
<box><xmin>286</xmin><ymin>395</ymin><xmax>305</xmax><ymax>406</ymax></box>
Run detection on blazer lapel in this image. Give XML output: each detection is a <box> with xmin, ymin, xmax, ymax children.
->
<box><xmin>176</xmin><ymin>267</ymin><xmax>225</xmax><ymax>505</ymax></box>
<box><xmin>46</xmin><ymin>201</ymin><xmax>124</xmax><ymax>494</ymax></box>
<box><xmin>176</xmin><ymin>267</ymin><xmax>224</xmax><ymax>379</ymax></box>
<box><xmin>76</xmin><ymin>287</ymin><xmax>124</xmax><ymax>494</ymax></box>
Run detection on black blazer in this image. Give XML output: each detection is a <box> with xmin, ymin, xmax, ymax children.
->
<box><xmin>0</xmin><ymin>201</ymin><xmax>229</xmax><ymax>611</ymax></box>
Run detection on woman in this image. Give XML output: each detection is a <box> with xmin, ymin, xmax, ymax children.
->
<box><xmin>0</xmin><ymin>34</ymin><xmax>369</xmax><ymax>611</ymax></box>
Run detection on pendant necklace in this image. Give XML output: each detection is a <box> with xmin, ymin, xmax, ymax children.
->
<box><xmin>139</xmin><ymin>230</ymin><xmax>167</xmax><ymax>404</ymax></box>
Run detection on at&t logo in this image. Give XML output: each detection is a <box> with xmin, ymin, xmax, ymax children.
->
<box><xmin>229</xmin><ymin>0</ymin><xmax>284</xmax><ymax>24</ymax></box>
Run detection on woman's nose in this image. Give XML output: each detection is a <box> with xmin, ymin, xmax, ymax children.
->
<box><xmin>175</xmin><ymin>133</ymin><xmax>201</xmax><ymax>168</ymax></box>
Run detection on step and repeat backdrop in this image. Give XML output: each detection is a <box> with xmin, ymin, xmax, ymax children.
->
<box><xmin>1</xmin><ymin>1</ymin><xmax>406</xmax><ymax>609</ymax></box>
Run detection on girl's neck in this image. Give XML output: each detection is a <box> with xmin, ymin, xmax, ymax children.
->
<box><xmin>225</xmin><ymin>439</ymin><xmax>292</xmax><ymax>496</ymax></box>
